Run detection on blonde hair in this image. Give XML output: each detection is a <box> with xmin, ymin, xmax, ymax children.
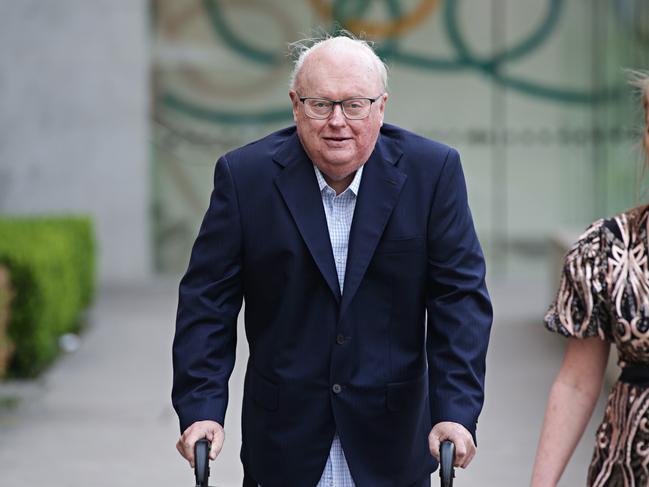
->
<box><xmin>628</xmin><ymin>69</ymin><xmax>649</xmax><ymax>117</ymax></box>
<box><xmin>288</xmin><ymin>31</ymin><xmax>389</xmax><ymax>92</ymax></box>
<box><xmin>625</xmin><ymin>70</ymin><xmax>649</xmax><ymax>224</ymax></box>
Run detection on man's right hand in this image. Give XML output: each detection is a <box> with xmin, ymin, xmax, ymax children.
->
<box><xmin>428</xmin><ymin>421</ymin><xmax>476</xmax><ymax>468</ymax></box>
<box><xmin>176</xmin><ymin>420</ymin><xmax>225</xmax><ymax>468</ymax></box>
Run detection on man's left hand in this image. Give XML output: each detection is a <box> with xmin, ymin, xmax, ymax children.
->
<box><xmin>428</xmin><ymin>421</ymin><xmax>476</xmax><ymax>468</ymax></box>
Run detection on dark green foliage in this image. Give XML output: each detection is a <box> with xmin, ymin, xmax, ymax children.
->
<box><xmin>0</xmin><ymin>266</ymin><xmax>13</xmax><ymax>379</ymax></box>
<box><xmin>0</xmin><ymin>217</ymin><xmax>96</xmax><ymax>377</ymax></box>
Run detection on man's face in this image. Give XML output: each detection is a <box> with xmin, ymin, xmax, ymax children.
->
<box><xmin>289</xmin><ymin>47</ymin><xmax>387</xmax><ymax>182</ymax></box>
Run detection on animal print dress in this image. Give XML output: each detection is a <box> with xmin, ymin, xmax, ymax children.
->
<box><xmin>545</xmin><ymin>205</ymin><xmax>649</xmax><ymax>487</ymax></box>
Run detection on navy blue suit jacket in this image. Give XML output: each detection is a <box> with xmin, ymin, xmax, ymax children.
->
<box><xmin>172</xmin><ymin>124</ymin><xmax>492</xmax><ymax>487</ymax></box>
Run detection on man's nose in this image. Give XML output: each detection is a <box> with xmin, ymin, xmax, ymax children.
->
<box><xmin>327</xmin><ymin>104</ymin><xmax>347</xmax><ymax>127</ymax></box>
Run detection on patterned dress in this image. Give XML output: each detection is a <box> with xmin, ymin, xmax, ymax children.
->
<box><xmin>545</xmin><ymin>205</ymin><xmax>649</xmax><ymax>487</ymax></box>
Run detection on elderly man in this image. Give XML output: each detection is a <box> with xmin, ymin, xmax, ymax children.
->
<box><xmin>172</xmin><ymin>35</ymin><xmax>492</xmax><ymax>487</ymax></box>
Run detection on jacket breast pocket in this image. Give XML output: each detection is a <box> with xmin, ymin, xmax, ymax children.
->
<box><xmin>386</xmin><ymin>373</ymin><xmax>426</xmax><ymax>412</ymax></box>
<box><xmin>375</xmin><ymin>236</ymin><xmax>425</xmax><ymax>255</ymax></box>
<box><xmin>252</xmin><ymin>369</ymin><xmax>279</xmax><ymax>411</ymax></box>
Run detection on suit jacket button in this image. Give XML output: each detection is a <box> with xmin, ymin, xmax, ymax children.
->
<box><xmin>332</xmin><ymin>384</ymin><xmax>342</xmax><ymax>394</ymax></box>
<box><xmin>336</xmin><ymin>334</ymin><xmax>346</xmax><ymax>345</ymax></box>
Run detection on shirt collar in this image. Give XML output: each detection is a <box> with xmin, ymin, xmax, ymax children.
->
<box><xmin>313</xmin><ymin>164</ymin><xmax>364</xmax><ymax>196</ymax></box>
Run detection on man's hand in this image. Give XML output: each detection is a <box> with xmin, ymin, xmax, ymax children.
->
<box><xmin>176</xmin><ymin>420</ymin><xmax>225</xmax><ymax>468</ymax></box>
<box><xmin>428</xmin><ymin>421</ymin><xmax>476</xmax><ymax>468</ymax></box>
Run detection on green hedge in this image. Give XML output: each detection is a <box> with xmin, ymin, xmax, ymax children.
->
<box><xmin>0</xmin><ymin>216</ymin><xmax>96</xmax><ymax>377</ymax></box>
<box><xmin>0</xmin><ymin>266</ymin><xmax>13</xmax><ymax>379</ymax></box>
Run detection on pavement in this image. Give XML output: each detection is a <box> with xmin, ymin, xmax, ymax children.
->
<box><xmin>0</xmin><ymin>277</ymin><xmax>608</xmax><ymax>487</ymax></box>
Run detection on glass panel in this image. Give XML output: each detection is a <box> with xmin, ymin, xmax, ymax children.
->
<box><xmin>151</xmin><ymin>0</ymin><xmax>649</xmax><ymax>282</ymax></box>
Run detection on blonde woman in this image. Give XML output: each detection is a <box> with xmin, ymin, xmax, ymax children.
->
<box><xmin>531</xmin><ymin>71</ymin><xmax>649</xmax><ymax>487</ymax></box>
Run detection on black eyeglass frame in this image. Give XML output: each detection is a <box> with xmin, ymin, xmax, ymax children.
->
<box><xmin>296</xmin><ymin>93</ymin><xmax>385</xmax><ymax>120</ymax></box>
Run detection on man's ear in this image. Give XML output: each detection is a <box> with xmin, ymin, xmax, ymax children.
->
<box><xmin>378</xmin><ymin>93</ymin><xmax>388</xmax><ymax>125</ymax></box>
<box><xmin>289</xmin><ymin>91</ymin><xmax>300</xmax><ymax>123</ymax></box>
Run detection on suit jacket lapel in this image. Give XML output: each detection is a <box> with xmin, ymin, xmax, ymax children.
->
<box><xmin>341</xmin><ymin>137</ymin><xmax>406</xmax><ymax>316</ymax></box>
<box><xmin>273</xmin><ymin>133</ymin><xmax>341</xmax><ymax>302</ymax></box>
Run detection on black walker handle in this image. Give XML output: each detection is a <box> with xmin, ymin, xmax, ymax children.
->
<box><xmin>194</xmin><ymin>437</ymin><xmax>452</xmax><ymax>486</ymax></box>
<box><xmin>194</xmin><ymin>439</ymin><xmax>210</xmax><ymax>487</ymax></box>
<box><xmin>439</xmin><ymin>440</ymin><xmax>455</xmax><ymax>487</ymax></box>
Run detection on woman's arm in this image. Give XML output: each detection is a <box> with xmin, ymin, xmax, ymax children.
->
<box><xmin>530</xmin><ymin>336</ymin><xmax>610</xmax><ymax>487</ymax></box>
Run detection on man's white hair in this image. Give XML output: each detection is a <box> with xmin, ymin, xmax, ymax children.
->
<box><xmin>288</xmin><ymin>32</ymin><xmax>389</xmax><ymax>92</ymax></box>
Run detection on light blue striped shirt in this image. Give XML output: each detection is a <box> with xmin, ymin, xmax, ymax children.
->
<box><xmin>312</xmin><ymin>165</ymin><xmax>362</xmax><ymax>487</ymax></box>
<box><xmin>315</xmin><ymin>165</ymin><xmax>363</xmax><ymax>293</ymax></box>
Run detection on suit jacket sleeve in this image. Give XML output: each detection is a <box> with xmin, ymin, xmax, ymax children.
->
<box><xmin>172</xmin><ymin>155</ymin><xmax>244</xmax><ymax>433</ymax></box>
<box><xmin>426</xmin><ymin>148</ymin><xmax>492</xmax><ymax>442</ymax></box>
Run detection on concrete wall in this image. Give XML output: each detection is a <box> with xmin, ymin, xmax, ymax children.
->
<box><xmin>0</xmin><ymin>1</ymin><xmax>151</xmax><ymax>283</ymax></box>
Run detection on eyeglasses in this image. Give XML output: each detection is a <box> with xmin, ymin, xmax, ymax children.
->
<box><xmin>297</xmin><ymin>93</ymin><xmax>384</xmax><ymax>120</ymax></box>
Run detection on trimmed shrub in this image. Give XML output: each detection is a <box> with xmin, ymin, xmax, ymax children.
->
<box><xmin>0</xmin><ymin>265</ymin><xmax>14</xmax><ymax>379</ymax></box>
<box><xmin>0</xmin><ymin>216</ymin><xmax>96</xmax><ymax>377</ymax></box>
<box><xmin>28</xmin><ymin>216</ymin><xmax>96</xmax><ymax>307</ymax></box>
